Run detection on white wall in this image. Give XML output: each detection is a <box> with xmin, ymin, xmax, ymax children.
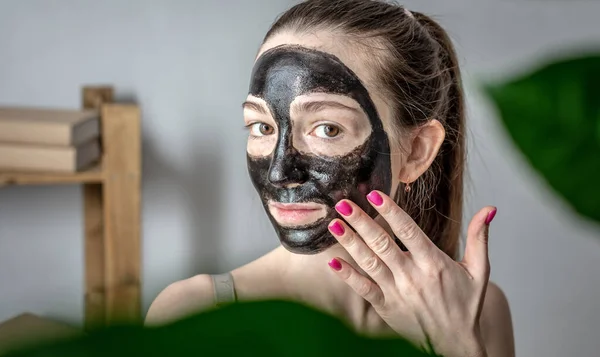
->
<box><xmin>0</xmin><ymin>0</ymin><xmax>291</xmax><ymax>324</ymax></box>
<box><xmin>0</xmin><ymin>1</ymin><xmax>599</xmax><ymax>356</ymax></box>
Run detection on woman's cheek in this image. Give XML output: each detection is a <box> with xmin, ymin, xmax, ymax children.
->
<box><xmin>247</xmin><ymin>136</ymin><xmax>277</xmax><ymax>157</ymax></box>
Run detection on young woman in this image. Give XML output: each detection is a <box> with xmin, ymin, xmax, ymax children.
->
<box><xmin>146</xmin><ymin>1</ymin><xmax>515</xmax><ymax>356</ymax></box>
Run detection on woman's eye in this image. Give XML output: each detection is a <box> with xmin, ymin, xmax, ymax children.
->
<box><xmin>249</xmin><ymin>123</ymin><xmax>275</xmax><ymax>136</ymax></box>
<box><xmin>313</xmin><ymin>124</ymin><xmax>341</xmax><ymax>138</ymax></box>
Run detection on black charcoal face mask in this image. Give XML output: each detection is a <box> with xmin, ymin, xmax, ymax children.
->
<box><xmin>247</xmin><ymin>45</ymin><xmax>392</xmax><ymax>254</ymax></box>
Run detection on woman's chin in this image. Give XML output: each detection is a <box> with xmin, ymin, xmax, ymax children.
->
<box><xmin>275</xmin><ymin>223</ymin><xmax>337</xmax><ymax>255</ymax></box>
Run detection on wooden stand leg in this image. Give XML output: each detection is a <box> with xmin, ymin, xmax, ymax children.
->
<box><xmin>83</xmin><ymin>184</ymin><xmax>106</xmax><ymax>330</ymax></box>
<box><xmin>82</xmin><ymin>86</ymin><xmax>113</xmax><ymax>330</ymax></box>
<box><xmin>81</xmin><ymin>86</ymin><xmax>141</xmax><ymax>327</ymax></box>
<box><xmin>101</xmin><ymin>104</ymin><xmax>142</xmax><ymax>325</ymax></box>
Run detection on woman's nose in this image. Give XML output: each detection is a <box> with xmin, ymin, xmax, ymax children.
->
<box><xmin>268</xmin><ymin>145</ymin><xmax>308</xmax><ymax>188</ymax></box>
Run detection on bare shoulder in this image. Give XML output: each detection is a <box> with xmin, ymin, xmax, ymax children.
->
<box><xmin>480</xmin><ymin>281</ymin><xmax>515</xmax><ymax>357</ymax></box>
<box><xmin>144</xmin><ymin>248</ymin><xmax>286</xmax><ymax>327</ymax></box>
<box><xmin>145</xmin><ymin>274</ymin><xmax>215</xmax><ymax>327</ymax></box>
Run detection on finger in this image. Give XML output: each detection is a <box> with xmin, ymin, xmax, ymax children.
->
<box><xmin>334</xmin><ymin>199</ymin><xmax>405</xmax><ymax>270</ymax></box>
<box><xmin>365</xmin><ymin>190</ymin><xmax>436</xmax><ymax>261</ymax></box>
<box><xmin>328</xmin><ymin>257</ymin><xmax>385</xmax><ymax>309</ymax></box>
<box><xmin>328</xmin><ymin>219</ymin><xmax>394</xmax><ymax>286</ymax></box>
<box><xmin>462</xmin><ymin>206</ymin><xmax>496</xmax><ymax>280</ymax></box>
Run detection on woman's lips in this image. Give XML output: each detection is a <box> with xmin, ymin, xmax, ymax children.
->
<box><xmin>268</xmin><ymin>201</ymin><xmax>328</xmax><ymax>227</ymax></box>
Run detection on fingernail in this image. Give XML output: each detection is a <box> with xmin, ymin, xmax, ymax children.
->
<box><xmin>485</xmin><ymin>208</ymin><xmax>497</xmax><ymax>225</ymax></box>
<box><xmin>329</xmin><ymin>221</ymin><xmax>345</xmax><ymax>236</ymax></box>
<box><xmin>335</xmin><ymin>201</ymin><xmax>353</xmax><ymax>216</ymax></box>
<box><xmin>328</xmin><ymin>258</ymin><xmax>342</xmax><ymax>271</ymax></box>
<box><xmin>367</xmin><ymin>191</ymin><xmax>384</xmax><ymax>206</ymax></box>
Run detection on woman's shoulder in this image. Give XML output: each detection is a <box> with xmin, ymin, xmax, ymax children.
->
<box><xmin>144</xmin><ymin>249</ymin><xmax>280</xmax><ymax>327</ymax></box>
<box><xmin>480</xmin><ymin>281</ymin><xmax>515</xmax><ymax>357</ymax></box>
<box><xmin>145</xmin><ymin>274</ymin><xmax>216</xmax><ymax>326</ymax></box>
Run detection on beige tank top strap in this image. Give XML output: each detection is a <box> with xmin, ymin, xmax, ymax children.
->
<box><xmin>210</xmin><ymin>272</ymin><xmax>237</xmax><ymax>306</ymax></box>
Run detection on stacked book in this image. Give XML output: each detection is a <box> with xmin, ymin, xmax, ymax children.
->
<box><xmin>0</xmin><ymin>108</ymin><xmax>101</xmax><ymax>173</ymax></box>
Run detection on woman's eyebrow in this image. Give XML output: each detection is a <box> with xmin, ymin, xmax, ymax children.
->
<box><xmin>242</xmin><ymin>100</ymin><xmax>268</xmax><ymax>115</ymax></box>
<box><xmin>292</xmin><ymin>100</ymin><xmax>362</xmax><ymax>115</ymax></box>
<box><xmin>243</xmin><ymin>99</ymin><xmax>362</xmax><ymax>116</ymax></box>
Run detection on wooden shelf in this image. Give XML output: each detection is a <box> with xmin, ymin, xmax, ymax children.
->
<box><xmin>0</xmin><ymin>163</ymin><xmax>103</xmax><ymax>187</ymax></box>
<box><xmin>0</xmin><ymin>86</ymin><xmax>142</xmax><ymax>330</ymax></box>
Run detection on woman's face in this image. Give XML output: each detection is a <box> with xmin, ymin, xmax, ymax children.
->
<box><xmin>244</xmin><ymin>31</ymin><xmax>403</xmax><ymax>254</ymax></box>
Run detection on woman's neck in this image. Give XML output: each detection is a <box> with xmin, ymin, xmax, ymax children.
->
<box><xmin>232</xmin><ymin>217</ymin><xmax>396</xmax><ymax>329</ymax></box>
<box><xmin>272</xmin><ymin>243</ymin><xmax>367</xmax><ymax>318</ymax></box>
<box><xmin>272</xmin><ymin>215</ymin><xmax>394</xmax><ymax>316</ymax></box>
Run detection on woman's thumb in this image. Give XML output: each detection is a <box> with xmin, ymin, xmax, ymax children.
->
<box><xmin>462</xmin><ymin>206</ymin><xmax>497</xmax><ymax>279</ymax></box>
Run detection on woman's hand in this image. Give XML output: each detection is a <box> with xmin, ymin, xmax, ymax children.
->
<box><xmin>327</xmin><ymin>190</ymin><xmax>496</xmax><ymax>357</ymax></box>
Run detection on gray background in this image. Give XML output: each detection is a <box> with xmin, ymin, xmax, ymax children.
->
<box><xmin>1</xmin><ymin>1</ymin><xmax>599</xmax><ymax>356</ymax></box>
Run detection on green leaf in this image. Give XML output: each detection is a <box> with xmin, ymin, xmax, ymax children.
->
<box><xmin>483</xmin><ymin>54</ymin><xmax>600</xmax><ymax>223</ymax></box>
<box><xmin>4</xmin><ymin>300</ymin><xmax>433</xmax><ymax>357</ymax></box>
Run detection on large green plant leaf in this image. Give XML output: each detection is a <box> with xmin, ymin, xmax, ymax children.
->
<box><xmin>483</xmin><ymin>54</ymin><xmax>600</xmax><ymax>223</ymax></box>
<box><xmin>4</xmin><ymin>300</ymin><xmax>433</xmax><ymax>357</ymax></box>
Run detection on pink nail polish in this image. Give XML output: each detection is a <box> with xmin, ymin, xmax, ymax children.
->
<box><xmin>335</xmin><ymin>201</ymin><xmax>353</xmax><ymax>216</ymax></box>
<box><xmin>485</xmin><ymin>208</ymin><xmax>497</xmax><ymax>225</ymax></box>
<box><xmin>367</xmin><ymin>191</ymin><xmax>384</xmax><ymax>206</ymax></box>
<box><xmin>329</xmin><ymin>221</ymin><xmax>345</xmax><ymax>236</ymax></box>
<box><xmin>328</xmin><ymin>258</ymin><xmax>342</xmax><ymax>271</ymax></box>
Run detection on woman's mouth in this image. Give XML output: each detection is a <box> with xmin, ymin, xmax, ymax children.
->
<box><xmin>267</xmin><ymin>201</ymin><xmax>328</xmax><ymax>227</ymax></box>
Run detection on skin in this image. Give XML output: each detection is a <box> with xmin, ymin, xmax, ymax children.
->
<box><xmin>146</xmin><ymin>30</ymin><xmax>515</xmax><ymax>357</ymax></box>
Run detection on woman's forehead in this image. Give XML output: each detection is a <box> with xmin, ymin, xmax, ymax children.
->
<box><xmin>258</xmin><ymin>32</ymin><xmax>373</xmax><ymax>87</ymax></box>
<box><xmin>256</xmin><ymin>31</ymin><xmax>393</xmax><ymax>126</ymax></box>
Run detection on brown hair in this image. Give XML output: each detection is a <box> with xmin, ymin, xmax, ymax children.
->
<box><xmin>263</xmin><ymin>0</ymin><xmax>465</xmax><ymax>259</ymax></box>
